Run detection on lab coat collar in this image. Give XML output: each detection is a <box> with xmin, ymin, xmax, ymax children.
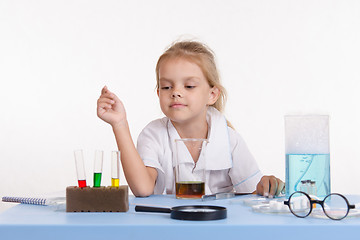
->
<box><xmin>167</xmin><ymin>107</ymin><xmax>232</xmax><ymax>170</ymax></box>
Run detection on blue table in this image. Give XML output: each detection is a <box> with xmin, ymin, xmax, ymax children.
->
<box><xmin>1</xmin><ymin>194</ymin><xmax>360</xmax><ymax>240</ymax></box>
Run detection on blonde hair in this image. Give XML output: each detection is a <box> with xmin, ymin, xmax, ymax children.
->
<box><xmin>156</xmin><ymin>41</ymin><xmax>227</xmax><ymax>112</ymax></box>
<box><xmin>155</xmin><ymin>40</ymin><xmax>233</xmax><ymax>128</ymax></box>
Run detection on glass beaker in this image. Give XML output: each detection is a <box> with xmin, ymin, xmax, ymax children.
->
<box><xmin>285</xmin><ymin>115</ymin><xmax>330</xmax><ymax>198</ymax></box>
<box><xmin>174</xmin><ymin>138</ymin><xmax>208</xmax><ymax>199</ymax></box>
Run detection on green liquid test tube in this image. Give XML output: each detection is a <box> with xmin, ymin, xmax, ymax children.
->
<box><xmin>93</xmin><ymin>172</ymin><xmax>102</xmax><ymax>187</ymax></box>
<box><xmin>93</xmin><ymin>150</ymin><xmax>103</xmax><ymax>187</ymax></box>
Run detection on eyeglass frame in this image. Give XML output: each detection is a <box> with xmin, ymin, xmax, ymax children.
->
<box><xmin>284</xmin><ymin>191</ymin><xmax>356</xmax><ymax>220</ymax></box>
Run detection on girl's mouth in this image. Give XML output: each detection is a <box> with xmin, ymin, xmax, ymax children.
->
<box><xmin>170</xmin><ymin>103</ymin><xmax>186</xmax><ymax>108</ymax></box>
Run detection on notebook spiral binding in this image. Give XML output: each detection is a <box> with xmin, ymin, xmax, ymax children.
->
<box><xmin>2</xmin><ymin>196</ymin><xmax>48</xmax><ymax>205</ymax></box>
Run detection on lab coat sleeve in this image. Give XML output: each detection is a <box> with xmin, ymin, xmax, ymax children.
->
<box><xmin>136</xmin><ymin>120</ymin><xmax>166</xmax><ymax>194</ymax></box>
<box><xmin>228</xmin><ymin>128</ymin><xmax>263</xmax><ymax>193</ymax></box>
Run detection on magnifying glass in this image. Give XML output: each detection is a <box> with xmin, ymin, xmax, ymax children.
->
<box><xmin>135</xmin><ymin>205</ymin><xmax>227</xmax><ymax>221</ymax></box>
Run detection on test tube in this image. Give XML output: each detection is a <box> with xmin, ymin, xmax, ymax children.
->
<box><xmin>111</xmin><ymin>151</ymin><xmax>120</xmax><ymax>187</ymax></box>
<box><xmin>74</xmin><ymin>150</ymin><xmax>87</xmax><ymax>188</ymax></box>
<box><xmin>93</xmin><ymin>150</ymin><xmax>104</xmax><ymax>187</ymax></box>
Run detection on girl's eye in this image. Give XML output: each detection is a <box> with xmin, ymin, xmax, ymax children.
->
<box><xmin>185</xmin><ymin>86</ymin><xmax>195</xmax><ymax>89</ymax></box>
<box><xmin>161</xmin><ymin>86</ymin><xmax>171</xmax><ymax>90</ymax></box>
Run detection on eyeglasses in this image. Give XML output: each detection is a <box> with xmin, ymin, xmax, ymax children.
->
<box><xmin>284</xmin><ymin>191</ymin><xmax>357</xmax><ymax>220</ymax></box>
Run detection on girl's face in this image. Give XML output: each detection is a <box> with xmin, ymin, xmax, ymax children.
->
<box><xmin>157</xmin><ymin>58</ymin><xmax>219</xmax><ymax>126</ymax></box>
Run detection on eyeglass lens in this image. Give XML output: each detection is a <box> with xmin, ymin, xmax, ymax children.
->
<box><xmin>288</xmin><ymin>192</ymin><xmax>349</xmax><ymax>220</ymax></box>
<box><xmin>323</xmin><ymin>194</ymin><xmax>349</xmax><ymax>220</ymax></box>
<box><xmin>288</xmin><ymin>192</ymin><xmax>311</xmax><ymax>217</ymax></box>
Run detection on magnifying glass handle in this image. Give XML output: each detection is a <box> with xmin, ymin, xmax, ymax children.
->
<box><xmin>135</xmin><ymin>205</ymin><xmax>172</xmax><ymax>213</ymax></box>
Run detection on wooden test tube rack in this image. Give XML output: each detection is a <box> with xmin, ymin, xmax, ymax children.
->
<box><xmin>66</xmin><ymin>185</ymin><xmax>129</xmax><ymax>212</ymax></box>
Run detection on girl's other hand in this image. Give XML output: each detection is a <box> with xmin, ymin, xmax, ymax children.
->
<box><xmin>256</xmin><ymin>175</ymin><xmax>285</xmax><ymax>198</ymax></box>
<box><xmin>97</xmin><ymin>86</ymin><xmax>127</xmax><ymax>128</ymax></box>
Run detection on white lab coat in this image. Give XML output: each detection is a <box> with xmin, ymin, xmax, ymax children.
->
<box><xmin>137</xmin><ymin>107</ymin><xmax>263</xmax><ymax>194</ymax></box>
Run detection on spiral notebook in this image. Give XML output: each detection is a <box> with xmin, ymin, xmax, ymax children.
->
<box><xmin>2</xmin><ymin>196</ymin><xmax>66</xmax><ymax>206</ymax></box>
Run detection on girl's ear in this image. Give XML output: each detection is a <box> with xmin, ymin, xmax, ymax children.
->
<box><xmin>157</xmin><ymin>88</ymin><xmax>160</xmax><ymax>97</ymax></box>
<box><xmin>208</xmin><ymin>86</ymin><xmax>220</xmax><ymax>105</ymax></box>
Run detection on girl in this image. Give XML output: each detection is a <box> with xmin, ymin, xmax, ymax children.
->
<box><xmin>97</xmin><ymin>41</ymin><xmax>284</xmax><ymax>197</ymax></box>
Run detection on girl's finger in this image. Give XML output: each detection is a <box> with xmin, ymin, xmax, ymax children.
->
<box><xmin>275</xmin><ymin>179</ymin><xmax>285</xmax><ymax>196</ymax></box>
<box><xmin>98</xmin><ymin>97</ymin><xmax>115</xmax><ymax>105</ymax></box>
<box><xmin>268</xmin><ymin>176</ymin><xmax>278</xmax><ymax>198</ymax></box>
<box><xmin>256</xmin><ymin>184</ymin><xmax>263</xmax><ymax>196</ymax></box>
<box><xmin>101</xmin><ymin>86</ymin><xmax>109</xmax><ymax>94</ymax></box>
<box><xmin>100</xmin><ymin>91</ymin><xmax>116</xmax><ymax>100</ymax></box>
<box><xmin>260</xmin><ymin>177</ymin><xmax>269</xmax><ymax>197</ymax></box>
<box><xmin>98</xmin><ymin>102</ymin><xmax>112</xmax><ymax>110</ymax></box>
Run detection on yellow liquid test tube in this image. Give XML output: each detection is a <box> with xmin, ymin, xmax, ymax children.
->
<box><xmin>111</xmin><ymin>151</ymin><xmax>120</xmax><ymax>187</ymax></box>
<box><xmin>111</xmin><ymin>178</ymin><xmax>120</xmax><ymax>187</ymax></box>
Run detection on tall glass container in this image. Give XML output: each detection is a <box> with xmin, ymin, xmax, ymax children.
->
<box><xmin>285</xmin><ymin>115</ymin><xmax>330</xmax><ymax>198</ymax></box>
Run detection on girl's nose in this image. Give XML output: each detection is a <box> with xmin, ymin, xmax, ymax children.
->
<box><xmin>171</xmin><ymin>90</ymin><xmax>182</xmax><ymax>98</ymax></box>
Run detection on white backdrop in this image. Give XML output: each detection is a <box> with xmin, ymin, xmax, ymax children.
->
<box><xmin>1</xmin><ymin>0</ymin><xmax>359</xmax><ymax>197</ymax></box>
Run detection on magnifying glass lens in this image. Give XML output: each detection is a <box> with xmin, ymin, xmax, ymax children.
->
<box><xmin>179</xmin><ymin>208</ymin><xmax>217</xmax><ymax>213</ymax></box>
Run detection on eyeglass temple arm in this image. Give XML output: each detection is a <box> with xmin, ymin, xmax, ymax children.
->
<box><xmin>348</xmin><ymin>203</ymin><xmax>360</xmax><ymax>209</ymax></box>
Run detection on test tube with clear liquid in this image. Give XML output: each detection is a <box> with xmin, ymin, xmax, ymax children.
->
<box><xmin>74</xmin><ymin>150</ymin><xmax>87</xmax><ymax>188</ymax></box>
<box><xmin>111</xmin><ymin>151</ymin><xmax>120</xmax><ymax>187</ymax></box>
<box><xmin>285</xmin><ymin>115</ymin><xmax>330</xmax><ymax>198</ymax></box>
<box><xmin>93</xmin><ymin>150</ymin><xmax>104</xmax><ymax>187</ymax></box>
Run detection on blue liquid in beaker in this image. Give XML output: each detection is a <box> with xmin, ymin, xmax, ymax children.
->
<box><xmin>286</xmin><ymin>154</ymin><xmax>330</xmax><ymax>198</ymax></box>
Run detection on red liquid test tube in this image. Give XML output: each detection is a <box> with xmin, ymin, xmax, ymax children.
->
<box><xmin>74</xmin><ymin>150</ymin><xmax>87</xmax><ymax>188</ymax></box>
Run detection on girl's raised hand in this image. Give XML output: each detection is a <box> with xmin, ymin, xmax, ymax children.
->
<box><xmin>97</xmin><ymin>86</ymin><xmax>127</xmax><ymax>128</ymax></box>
